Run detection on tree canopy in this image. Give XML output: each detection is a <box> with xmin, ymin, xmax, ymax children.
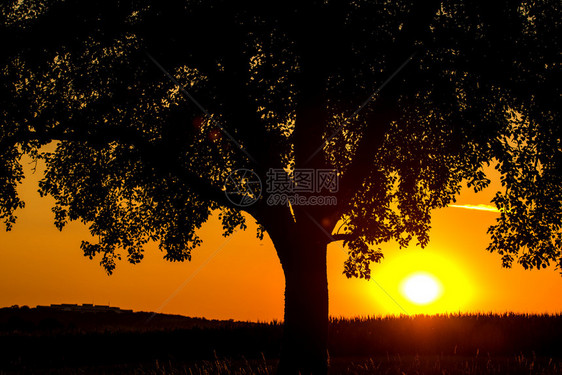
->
<box><xmin>1</xmin><ymin>0</ymin><xmax>560</xmax><ymax>276</ymax></box>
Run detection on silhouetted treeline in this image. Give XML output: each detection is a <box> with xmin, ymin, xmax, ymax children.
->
<box><xmin>0</xmin><ymin>306</ymin><xmax>560</xmax><ymax>372</ymax></box>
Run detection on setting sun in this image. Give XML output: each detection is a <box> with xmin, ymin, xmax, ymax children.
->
<box><xmin>400</xmin><ymin>272</ymin><xmax>443</xmax><ymax>305</ymax></box>
<box><xmin>364</xmin><ymin>248</ymin><xmax>475</xmax><ymax>315</ymax></box>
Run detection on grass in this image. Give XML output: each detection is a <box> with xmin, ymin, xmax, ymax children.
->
<box><xmin>6</xmin><ymin>354</ymin><xmax>560</xmax><ymax>374</ymax></box>
<box><xmin>1</xmin><ymin>311</ymin><xmax>561</xmax><ymax>374</ymax></box>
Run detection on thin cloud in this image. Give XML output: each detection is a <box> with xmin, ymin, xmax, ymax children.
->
<box><xmin>448</xmin><ymin>204</ymin><xmax>500</xmax><ymax>213</ymax></box>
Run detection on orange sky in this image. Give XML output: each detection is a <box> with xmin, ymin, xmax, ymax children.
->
<box><xmin>0</xmin><ymin>156</ymin><xmax>561</xmax><ymax>321</ymax></box>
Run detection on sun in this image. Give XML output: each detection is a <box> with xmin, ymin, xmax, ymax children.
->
<box><xmin>400</xmin><ymin>272</ymin><xmax>443</xmax><ymax>305</ymax></box>
<box><xmin>365</xmin><ymin>250</ymin><xmax>473</xmax><ymax>314</ymax></box>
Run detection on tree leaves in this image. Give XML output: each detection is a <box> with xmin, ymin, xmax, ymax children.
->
<box><xmin>0</xmin><ymin>0</ymin><xmax>560</xmax><ymax>276</ymax></box>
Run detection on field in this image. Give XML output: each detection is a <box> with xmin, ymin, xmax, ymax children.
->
<box><xmin>0</xmin><ymin>307</ymin><xmax>560</xmax><ymax>374</ymax></box>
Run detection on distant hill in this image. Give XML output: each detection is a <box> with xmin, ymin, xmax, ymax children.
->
<box><xmin>0</xmin><ymin>305</ymin><xmax>282</xmax><ymax>372</ymax></box>
<box><xmin>0</xmin><ymin>304</ymin><xmax>252</xmax><ymax>333</ymax></box>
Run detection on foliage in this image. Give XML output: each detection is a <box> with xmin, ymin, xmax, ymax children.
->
<box><xmin>0</xmin><ymin>0</ymin><xmax>560</xmax><ymax>277</ymax></box>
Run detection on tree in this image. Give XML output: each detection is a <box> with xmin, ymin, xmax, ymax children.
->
<box><xmin>1</xmin><ymin>0</ymin><xmax>560</xmax><ymax>373</ymax></box>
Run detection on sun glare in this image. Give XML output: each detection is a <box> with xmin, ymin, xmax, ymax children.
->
<box><xmin>364</xmin><ymin>249</ymin><xmax>473</xmax><ymax>315</ymax></box>
<box><xmin>400</xmin><ymin>272</ymin><xmax>443</xmax><ymax>305</ymax></box>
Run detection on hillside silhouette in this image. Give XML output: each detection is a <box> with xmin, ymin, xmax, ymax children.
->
<box><xmin>0</xmin><ymin>305</ymin><xmax>250</xmax><ymax>333</ymax></box>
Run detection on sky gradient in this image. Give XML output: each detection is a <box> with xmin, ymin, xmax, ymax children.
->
<box><xmin>1</xmin><ymin>156</ymin><xmax>561</xmax><ymax>321</ymax></box>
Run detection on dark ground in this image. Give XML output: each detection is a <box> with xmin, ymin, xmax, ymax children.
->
<box><xmin>0</xmin><ymin>306</ymin><xmax>560</xmax><ymax>374</ymax></box>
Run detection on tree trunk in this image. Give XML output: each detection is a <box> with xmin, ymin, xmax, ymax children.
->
<box><xmin>276</xmin><ymin>233</ymin><xmax>329</xmax><ymax>375</ymax></box>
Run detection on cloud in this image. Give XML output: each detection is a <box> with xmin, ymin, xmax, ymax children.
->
<box><xmin>448</xmin><ymin>204</ymin><xmax>499</xmax><ymax>213</ymax></box>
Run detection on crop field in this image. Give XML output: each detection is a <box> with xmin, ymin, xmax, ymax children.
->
<box><xmin>1</xmin><ymin>308</ymin><xmax>560</xmax><ymax>374</ymax></box>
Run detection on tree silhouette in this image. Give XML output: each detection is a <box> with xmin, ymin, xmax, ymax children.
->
<box><xmin>1</xmin><ymin>0</ymin><xmax>560</xmax><ymax>373</ymax></box>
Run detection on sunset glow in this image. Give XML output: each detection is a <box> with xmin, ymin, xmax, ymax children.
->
<box><xmin>1</xmin><ymin>157</ymin><xmax>562</xmax><ymax>320</ymax></box>
<box><xmin>400</xmin><ymin>272</ymin><xmax>442</xmax><ymax>305</ymax></box>
<box><xmin>365</xmin><ymin>248</ymin><xmax>475</xmax><ymax>315</ymax></box>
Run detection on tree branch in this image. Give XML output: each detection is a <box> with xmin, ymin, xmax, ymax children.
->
<box><xmin>331</xmin><ymin>233</ymin><xmax>357</xmax><ymax>242</ymax></box>
<box><xmin>336</xmin><ymin>0</ymin><xmax>443</xmax><ymax>214</ymax></box>
<box><xmin>22</xmin><ymin>123</ymin><xmax>237</xmax><ymax>210</ymax></box>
